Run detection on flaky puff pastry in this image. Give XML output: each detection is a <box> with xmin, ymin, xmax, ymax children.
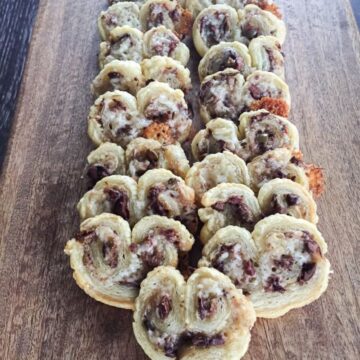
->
<box><xmin>186</xmin><ymin>1</ymin><xmax>281</xmax><ymax>19</ymax></box>
<box><xmin>65</xmin><ymin>214</ymin><xmax>194</xmax><ymax>309</ymax></box>
<box><xmin>126</xmin><ymin>137</ymin><xmax>190</xmax><ymax>179</ymax></box>
<box><xmin>85</xmin><ymin>139</ymin><xmax>189</xmax><ymax>184</ymax></box>
<box><xmin>258</xmin><ymin>179</ymin><xmax>318</xmax><ymax>223</ymax></box>
<box><xmin>198</xmin><ymin>41</ymin><xmax>252</xmax><ymax>81</ymax></box>
<box><xmin>238</xmin><ymin>109</ymin><xmax>299</xmax><ymax>162</ymax></box>
<box><xmin>186</xmin><ymin>152</ymin><xmax>250</xmax><ymax>203</ymax></box>
<box><xmin>140</xmin><ymin>0</ymin><xmax>193</xmax><ymax>39</ymax></box>
<box><xmin>99</xmin><ymin>26</ymin><xmax>144</xmax><ymax>67</ymax></box>
<box><xmin>92</xmin><ymin>60</ymin><xmax>145</xmax><ymax>97</ymax></box>
<box><xmin>87</xmin><ymin>90</ymin><xmax>149</xmax><ymax>148</ymax></box>
<box><xmin>86</xmin><ymin>143</ymin><xmax>126</xmax><ymax>185</ymax></box>
<box><xmin>77</xmin><ymin>175</ymin><xmax>138</xmax><ymax>225</ymax></box>
<box><xmin>198</xmin><ymin>183</ymin><xmax>262</xmax><ymax>243</ymax></box>
<box><xmin>133</xmin><ymin>266</ymin><xmax>256</xmax><ymax>359</ymax></box>
<box><xmin>239</xmin><ymin>70</ymin><xmax>291</xmax><ymax>117</ymax></box>
<box><xmin>238</xmin><ymin>4</ymin><xmax>286</xmax><ymax>45</ymax></box>
<box><xmin>137</xmin><ymin>81</ymin><xmax>192</xmax><ymax>144</ymax></box>
<box><xmin>141</xmin><ymin>56</ymin><xmax>192</xmax><ymax>93</ymax></box>
<box><xmin>193</xmin><ymin>5</ymin><xmax>240</xmax><ymax>57</ymax></box>
<box><xmin>143</xmin><ymin>26</ymin><xmax>190</xmax><ymax>66</ymax></box>
<box><xmin>98</xmin><ymin>2</ymin><xmax>141</xmax><ymax>40</ymax></box>
<box><xmin>247</xmin><ymin>148</ymin><xmax>319</xmax><ymax>193</ymax></box>
<box><xmin>199</xmin><ymin>69</ymin><xmax>245</xmax><ymax>123</ymax></box>
<box><xmin>198</xmin><ymin>215</ymin><xmax>330</xmax><ymax>318</ymax></box>
<box><xmin>137</xmin><ymin>169</ymin><xmax>197</xmax><ymax>233</ymax></box>
<box><xmin>248</xmin><ymin>35</ymin><xmax>285</xmax><ymax>79</ymax></box>
<box><xmin>191</xmin><ymin>118</ymin><xmax>241</xmax><ymax>161</ymax></box>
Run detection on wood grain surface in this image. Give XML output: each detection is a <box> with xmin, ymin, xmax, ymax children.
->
<box><xmin>0</xmin><ymin>0</ymin><xmax>39</xmax><ymax>168</ymax></box>
<box><xmin>0</xmin><ymin>0</ymin><xmax>359</xmax><ymax>359</ymax></box>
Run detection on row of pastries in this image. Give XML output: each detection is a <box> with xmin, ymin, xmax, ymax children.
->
<box><xmin>64</xmin><ymin>1</ymin><xmax>330</xmax><ymax>359</ymax></box>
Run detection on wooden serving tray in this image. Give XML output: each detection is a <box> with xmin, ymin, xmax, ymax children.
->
<box><xmin>0</xmin><ymin>0</ymin><xmax>359</xmax><ymax>359</ymax></box>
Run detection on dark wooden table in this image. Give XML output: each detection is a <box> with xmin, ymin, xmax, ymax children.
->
<box><xmin>1</xmin><ymin>1</ymin><xmax>360</xmax><ymax>359</ymax></box>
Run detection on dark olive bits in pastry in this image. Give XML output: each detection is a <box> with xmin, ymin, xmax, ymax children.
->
<box><xmin>65</xmin><ymin>214</ymin><xmax>194</xmax><ymax>309</ymax></box>
<box><xmin>247</xmin><ymin>148</ymin><xmax>325</xmax><ymax>197</ymax></box>
<box><xmin>133</xmin><ymin>266</ymin><xmax>256</xmax><ymax>359</ymax></box>
<box><xmin>237</xmin><ymin>109</ymin><xmax>299</xmax><ymax>162</ymax></box>
<box><xmin>199</xmin><ymin>69</ymin><xmax>245</xmax><ymax>123</ymax></box>
<box><xmin>140</xmin><ymin>0</ymin><xmax>193</xmax><ymax>39</ymax></box>
<box><xmin>198</xmin><ymin>183</ymin><xmax>262</xmax><ymax>243</ymax></box>
<box><xmin>98</xmin><ymin>2</ymin><xmax>141</xmax><ymax>40</ymax></box>
<box><xmin>138</xmin><ymin>169</ymin><xmax>198</xmax><ymax>233</ymax></box>
<box><xmin>186</xmin><ymin>152</ymin><xmax>250</xmax><ymax>202</ymax></box>
<box><xmin>199</xmin><ymin>215</ymin><xmax>330</xmax><ymax>318</ymax></box>
<box><xmin>198</xmin><ymin>41</ymin><xmax>252</xmax><ymax>81</ymax></box>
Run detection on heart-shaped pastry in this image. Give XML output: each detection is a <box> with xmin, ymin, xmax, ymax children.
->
<box><xmin>191</xmin><ymin>111</ymin><xmax>298</xmax><ymax>162</ymax></box>
<box><xmin>133</xmin><ymin>266</ymin><xmax>256</xmax><ymax>359</ymax></box>
<box><xmin>77</xmin><ymin>169</ymin><xmax>197</xmax><ymax>233</ymax></box>
<box><xmin>64</xmin><ymin>214</ymin><xmax>194</xmax><ymax>309</ymax></box>
<box><xmin>199</xmin><ymin>214</ymin><xmax>330</xmax><ymax>318</ymax></box>
<box><xmin>85</xmin><ymin>138</ymin><xmax>189</xmax><ymax>184</ymax></box>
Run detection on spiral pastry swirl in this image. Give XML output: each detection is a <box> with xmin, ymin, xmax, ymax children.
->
<box><xmin>186</xmin><ymin>152</ymin><xmax>250</xmax><ymax>202</ymax></box>
<box><xmin>249</xmin><ymin>35</ymin><xmax>285</xmax><ymax>79</ymax></box>
<box><xmin>140</xmin><ymin>0</ymin><xmax>193</xmax><ymax>39</ymax></box>
<box><xmin>143</xmin><ymin>26</ymin><xmax>190</xmax><ymax>66</ymax></box>
<box><xmin>247</xmin><ymin>148</ymin><xmax>325</xmax><ymax>196</ymax></box>
<box><xmin>199</xmin><ymin>215</ymin><xmax>330</xmax><ymax>318</ymax></box>
<box><xmin>199</xmin><ymin>69</ymin><xmax>245</xmax><ymax>123</ymax></box>
<box><xmin>133</xmin><ymin>266</ymin><xmax>256</xmax><ymax>359</ymax></box>
<box><xmin>198</xmin><ymin>183</ymin><xmax>262</xmax><ymax>243</ymax></box>
<box><xmin>88</xmin><ymin>82</ymin><xmax>192</xmax><ymax>146</ymax></box>
<box><xmin>85</xmin><ymin>138</ymin><xmax>189</xmax><ymax>184</ymax></box>
<box><xmin>191</xmin><ymin>118</ymin><xmax>241</xmax><ymax>161</ymax></box>
<box><xmin>138</xmin><ymin>169</ymin><xmax>198</xmax><ymax>233</ymax></box>
<box><xmin>198</xmin><ymin>41</ymin><xmax>252</xmax><ymax>81</ymax></box>
<box><xmin>239</xmin><ymin>70</ymin><xmax>291</xmax><ymax>117</ymax></box>
<box><xmin>258</xmin><ymin>179</ymin><xmax>318</xmax><ymax>223</ymax></box>
<box><xmin>65</xmin><ymin>214</ymin><xmax>194</xmax><ymax>309</ymax></box>
<box><xmin>98</xmin><ymin>2</ymin><xmax>141</xmax><ymax>40</ymax></box>
<box><xmin>238</xmin><ymin>109</ymin><xmax>299</xmax><ymax>162</ymax></box>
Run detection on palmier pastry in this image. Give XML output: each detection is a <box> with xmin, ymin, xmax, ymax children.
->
<box><xmin>125</xmin><ymin>137</ymin><xmax>190</xmax><ymax>179</ymax></box>
<box><xmin>248</xmin><ymin>35</ymin><xmax>285</xmax><ymax>79</ymax></box>
<box><xmin>247</xmin><ymin>148</ymin><xmax>325</xmax><ymax>196</ymax></box>
<box><xmin>141</xmin><ymin>56</ymin><xmax>192</xmax><ymax>92</ymax></box>
<box><xmin>143</xmin><ymin>26</ymin><xmax>190</xmax><ymax>66</ymax></box>
<box><xmin>198</xmin><ymin>226</ymin><xmax>260</xmax><ymax>294</ymax></box>
<box><xmin>198</xmin><ymin>41</ymin><xmax>252</xmax><ymax>81</ymax></box>
<box><xmin>98</xmin><ymin>2</ymin><xmax>141</xmax><ymax>40</ymax></box>
<box><xmin>139</xmin><ymin>0</ymin><xmax>192</xmax><ymax>39</ymax></box>
<box><xmin>138</xmin><ymin>169</ymin><xmax>197</xmax><ymax>233</ymax></box>
<box><xmin>238</xmin><ymin>4</ymin><xmax>286</xmax><ymax>45</ymax></box>
<box><xmin>65</xmin><ymin>214</ymin><xmax>194</xmax><ymax>309</ymax></box>
<box><xmin>258</xmin><ymin>179</ymin><xmax>318</xmax><ymax>223</ymax></box>
<box><xmin>91</xmin><ymin>60</ymin><xmax>145</xmax><ymax>97</ymax></box>
<box><xmin>237</xmin><ymin>109</ymin><xmax>299</xmax><ymax>162</ymax></box>
<box><xmin>133</xmin><ymin>266</ymin><xmax>256</xmax><ymax>359</ymax></box>
<box><xmin>86</xmin><ymin>143</ymin><xmax>126</xmax><ymax>185</ymax></box>
<box><xmin>191</xmin><ymin>118</ymin><xmax>241</xmax><ymax>161</ymax></box>
<box><xmin>186</xmin><ymin>152</ymin><xmax>250</xmax><ymax>202</ymax></box>
<box><xmin>193</xmin><ymin>5</ymin><xmax>239</xmax><ymax>57</ymax></box>
<box><xmin>99</xmin><ymin>26</ymin><xmax>144</xmax><ymax>67</ymax></box>
<box><xmin>87</xmin><ymin>90</ymin><xmax>149</xmax><ymax>147</ymax></box>
<box><xmin>77</xmin><ymin>175</ymin><xmax>138</xmax><ymax>224</ymax></box>
<box><xmin>198</xmin><ymin>183</ymin><xmax>262</xmax><ymax>243</ymax></box>
<box><xmin>137</xmin><ymin>81</ymin><xmax>192</xmax><ymax>144</ymax></box>
<box><xmin>186</xmin><ymin>0</ymin><xmax>281</xmax><ymax>18</ymax></box>
<box><xmin>199</xmin><ymin>215</ymin><xmax>330</xmax><ymax>318</ymax></box>
<box><xmin>199</xmin><ymin>69</ymin><xmax>245</xmax><ymax>123</ymax></box>
<box><xmin>239</xmin><ymin>71</ymin><xmax>291</xmax><ymax>117</ymax></box>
